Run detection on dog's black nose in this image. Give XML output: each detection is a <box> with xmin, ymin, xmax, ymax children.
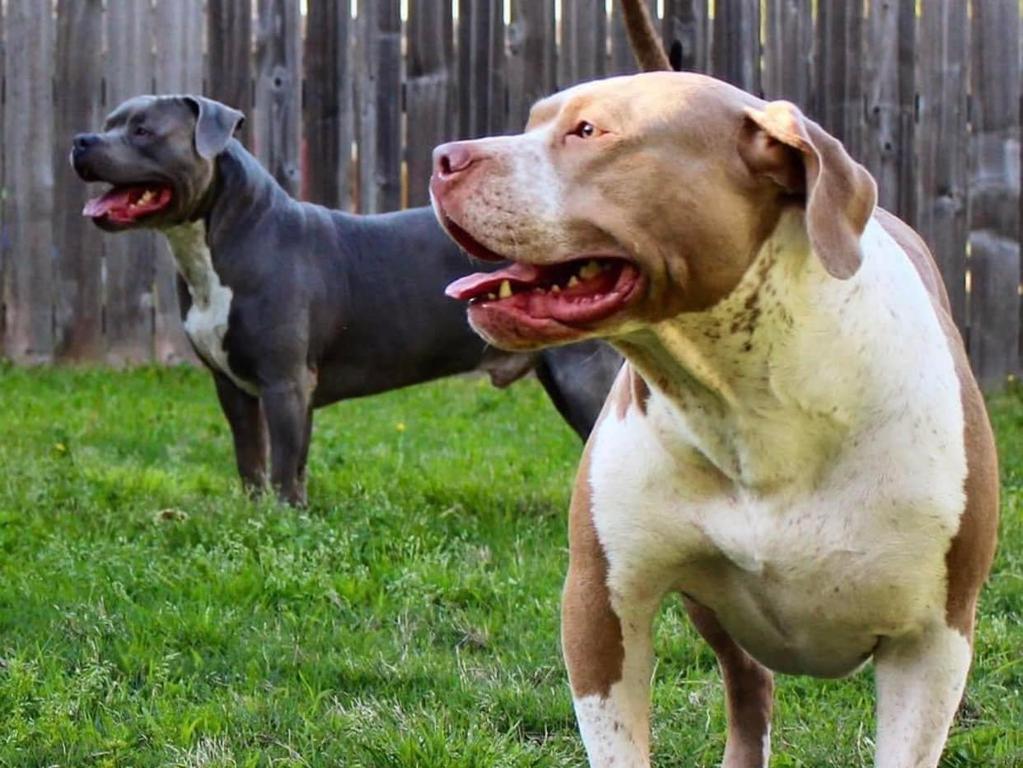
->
<box><xmin>72</xmin><ymin>133</ymin><xmax>100</xmax><ymax>152</ymax></box>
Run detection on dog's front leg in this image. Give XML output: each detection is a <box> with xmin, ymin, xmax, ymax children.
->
<box><xmin>212</xmin><ymin>371</ymin><xmax>269</xmax><ymax>494</ymax></box>
<box><xmin>562</xmin><ymin>461</ymin><xmax>657</xmax><ymax>767</ymax></box>
<box><xmin>873</xmin><ymin>624</ymin><xmax>973</xmax><ymax>768</ymax></box>
<box><xmin>683</xmin><ymin>597</ymin><xmax>774</xmax><ymax>768</ymax></box>
<box><xmin>261</xmin><ymin>377</ymin><xmax>313</xmax><ymax>506</ymax></box>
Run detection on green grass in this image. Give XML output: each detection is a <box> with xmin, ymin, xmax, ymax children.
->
<box><xmin>0</xmin><ymin>364</ymin><xmax>1019</xmax><ymax>767</ymax></box>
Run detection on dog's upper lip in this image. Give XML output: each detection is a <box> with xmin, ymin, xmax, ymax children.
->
<box><xmin>440</xmin><ymin>213</ymin><xmax>506</xmax><ymax>263</ymax></box>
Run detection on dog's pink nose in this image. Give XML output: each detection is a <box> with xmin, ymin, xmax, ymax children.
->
<box><xmin>433</xmin><ymin>142</ymin><xmax>476</xmax><ymax>178</ymax></box>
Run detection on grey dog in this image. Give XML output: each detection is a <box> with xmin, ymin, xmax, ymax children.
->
<box><xmin>70</xmin><ymin>95</ymin><xmax>620</xmax><ymax>505</ymax></box>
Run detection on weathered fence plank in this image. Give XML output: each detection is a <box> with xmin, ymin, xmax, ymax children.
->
<box><xmin>712</xmin><ymin>0</ymin><xmax>760</xmax><ymax>94</ymax></box>
<box><xmin>54</xmin><ymin>0</ymin><xmax>105</xmax><ymax>362</ymax></box>
<box><xmin>815</xmin><ymin>0</ymin><xmax>865</xmax><ymax>159</ymax></box>
<box><xmin>507</xmin><ymin>0</ymin><xmax>557</xmax><ymax>130</ymax></box>
<box><xmin>662</xmin><ymin>0</ymin><xmax>709</xmax><ymax>74</ymax></box>
<box><xmin>207</xmin><ymin>0</ymin><xmax>253</xmax><ymax>124</ymax></box>
<box><xmin>304</xmin><ymin>0</ymin><xmax>353</xmax><ymax>208</ymax></box>
<box><xmin>458</xmin><ymin>0</ymin><xmax>507</xmax><ymax>139</ymax></box>
<box><xmin>255</xmin><ymin>0</ymin><xmax>302</xmax><ymax>196</ymax></box>
<box><xmin>2</xmin><ymin>0</ymin><xmax>56</xmax><ymax>363</ymax></box>
<box><xmin>1</xmin><ymin>0</ymin><xmax>8</xmax><ymax>359</ymax></box>
<box><xmin>407</xmin><ymin>0</ymin><xmax>454</xmax><ymax>208</ymax></box>
<box><xmin>356</xmin><ymin>0</ymin><xmax>401</xmax><ymax>212</ymax></box>
<box><xmin>763</xmin><ymin>0</ymin><xmax>813</xmax><ymax>107</ymax></box>
<box><xmin>152</xmin><ymin>0</ymin><xmax>203</xmax><ymax>365</ymax></box>
<box><xmin>968</xmin><ymin>0</ymin><xmax>1021</xmax><ymax>386</ymax></box>
<box><xmin>559</xmin><ymin>0</ymin><xmax>607</xmax><ymax>88</ymax></box>
<box><xmin>862</xmin><ymin>0</ymin><xmax>916</xmax><ymax>219</ymax></box>
<box><xmin>104</xmin><ymin>0</ymin><xmax>157</xmax><ymax>365</ymax></box>
<box><xmin>915</xmin><ymin>0</ymin><xmax>970</xmax><ymax>329</ymax></box>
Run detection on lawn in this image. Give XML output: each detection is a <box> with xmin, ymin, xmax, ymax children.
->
<box><xmin>0</xmin><ymin>364</ymin><xmax>1019</xmax><ymax>767</ymax></box>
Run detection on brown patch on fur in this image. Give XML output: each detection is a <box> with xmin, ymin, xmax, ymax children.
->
<box><xmin>562</xmin><ymin>436</ymin><xmax>625</xmax><ymax>698</ymax></box>
<box><xmin>683</xmin><ymin>596</ymin><xmax>774</xmax><ymax>767</ymax></box>
<box><xmin>613</xmin><ymin>363</ymin><xmax>651</xmax><ymax>419</ymax></box>
<box><xmin>630</xmin><ymin>367</ymin><xmax>651</xmax><ymax>415</ymax></box>
<box><xmin>618</xmin><ymin>0</ymin><xmax>672</xmax><ymax>72</ymax></box>
<box><xmin>877</xmin><ymin>210</ymin><xmax>999</xmax><ymax>640</ymax></box>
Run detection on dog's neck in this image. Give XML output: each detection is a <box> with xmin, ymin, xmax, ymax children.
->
<box><xmin>616</xmin><ymin>211</ymin><xmax>922</xmax><ymax>491</ymax></box>
<box><xmin>204</xmin><ymin>140</ymin><xmax>292</xmax><ymax>247</ymax></box>
<box><xmin>162</xmin><ymin>219</ymin><xmax>218</xmax><ymax>307</ymax></box>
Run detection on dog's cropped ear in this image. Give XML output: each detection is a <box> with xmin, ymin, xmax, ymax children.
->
<box><xmin>183</xmin><ymin>96</ymin><xmax>245</xmax><ymax>160</ymax></box>
<box><xmin>739</xmin><ymin>101</ymin><xmax>876</xmax><ymax>280</ymax></box>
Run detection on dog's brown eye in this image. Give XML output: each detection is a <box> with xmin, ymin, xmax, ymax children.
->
<box><xmin>132</xmin><ymin>125</ymin><xmax>151</xmax><ymax>138</ymax></box>
<box><xmin>569</xmin><ymin>121</ymin><xmax>597</xmax><ymax>139</ymax></box>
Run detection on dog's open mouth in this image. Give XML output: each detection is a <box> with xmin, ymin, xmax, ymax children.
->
<box><xmin>446</xmin><ymin>257</ymin><xmax>641</xmax><ymax>327</ymax></box>
<box><xmin>437</xmin><ymin>208</ymin><xmax>644</xmax><ymax>347</ymax></box>
<box><xmin>82</xmin><ymin>184</ymin><xmax>173</xmax><ymax>224</ymax></box>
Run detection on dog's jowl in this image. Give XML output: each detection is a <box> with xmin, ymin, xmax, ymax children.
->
<box><xmin>434</xmin><ymin>72</ymin><xmax>999</xmax><ymax>768</ymax></box>
<box><xmin>71</xmin><ymin>94</ymin><xmax>621</xmax><ymax>505</ymax></box>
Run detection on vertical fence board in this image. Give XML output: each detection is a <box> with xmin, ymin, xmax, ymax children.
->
<box><xmin>255</xmin><ymin>0</ymin><xmax>301</xmax><ymax>196</ymax></box>
<box><xmin>2</xmin><ymin>0</ymin><xmax>55</xmax><ymax>363</ymax></box>
<box><xmin>862</xmin><ymin>0</ymin><xmax>915</xmax><ymax>219</ymax></box>
<box><xmin>763</xmin><ymin>0</ymin><xmax>813</xmax><ymax>107</ymax></box>
<box><xmin>458</xmin><ymin>0</ymin><xmax>507</xmax><ymax>138</ymax></box>
<box><xmin>407</xmin><ymin>0</ymin><xmax>454</xmax><ymax>208</ymax></box>
<box><xmin>152</xmin><ymin>0</ymin><xmax>203</xmax><ymax>365</ymax></box>
<box><xmin>54</xmin><ymin>0</ymin><xmax>104</xmax><ymax>361</ymax></box>
<box><xmin>305</xmin><ymin>0</ymin><xmax>352</xmax><ymax>208</ymax></box>
<box><xmin>507</xmin><ymin>0</ymin><xmax>557</xmax><ymax>130</ymax></box>
<box><xmin>815</xmin><ymin>0</ymin><xmax>865</xmax><ymax>158</ymax></box>
<box><xmin>559</xmin><ymin>0</ymin><xmax>607</xmax><ymax>88</ymax></box>
<box><xmin>712</xmin><ymin>0</ymin><xmax>760</xmax><ymax>93</ymax></box>
<box><xmin>662</xmin><ymin>0</ymin><xmax>709</xmax><ymax>74</ymax></box>
<box><xmin>356</xmin><ymin>0</ymin><xmax>401</xmax><ymax>212</ymax></box>
<box><xmin>915</xmin><ymin>0</ymin><xmax>970</xmax><ymax>328</ymax></box>
<box><xmin>207</xmin><ymin>0</ymin><xmax>253</xmax><ymax>124</ymax></box>
<box><xmin>1</xmin><ymin>0</ymin><xmax>8</xmax><ymax>359</ymax></box>
<box><xmin>104</xmin><ymin>0</ymin><xmax>156</xmax><ymax>365</ymax></box>
<box><xmin>969</xmin><ymin>0</ymin><xmax>1020</xmax><ymax>386</ymax></box>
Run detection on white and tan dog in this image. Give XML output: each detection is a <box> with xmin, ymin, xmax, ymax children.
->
<box><xmin>429</xmin><ymin>72</ymin><xmax>999</xmax><ymax>767</ymax></box>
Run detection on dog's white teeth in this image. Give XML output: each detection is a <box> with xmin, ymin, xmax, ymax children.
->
<box><xmin>139</xmin><ymin>190</ymin><xmax>155</xmax><ymax>204</ymax></box>
<box><xmin>567</xmin><ymin>275</ymin><xmax>580</xmax><ymax>288</ymax></box>
<box><xmin>498</xmin><ymin>280</ymin><xmax>513</xmax><ymax>299</ymax></box>
<box><xmin>550</xmin><ymin>284</ymin><xmax>561</xmax><ymax>294</ymax></box>
<box><xmin>486</xmin><ymin>292</ymin><xmax>496</xmax><ymax>301</ymax></box>
<box><xmin>578</xmin><ymin>260</ymin><xmax>601</xmax><ymax>280</ymax></box>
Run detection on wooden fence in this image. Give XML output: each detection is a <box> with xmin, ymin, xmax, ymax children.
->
<box><xmin>0</xmin><ymin>0</ymin><xmax>1020</xmax><ymax>390</ymax></box>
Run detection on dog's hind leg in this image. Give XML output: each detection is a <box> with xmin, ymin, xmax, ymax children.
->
<box><xmin>873</xmin><ymin>624</ymin><xmax>972</xmax><ymax>768</ymax></box>
<box><xmin>682</xmin><ymin>596</ymin><xmax>774</xmax><ymax>768</ymax></box>
<box><xmin>213</xmin><ymin>371</ymin><xmax>269</xmax><ymax>494</ymax></box>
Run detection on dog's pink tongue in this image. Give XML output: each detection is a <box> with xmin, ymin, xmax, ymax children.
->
<box><xmin>82</xmin><ymin>188</ymin><xmax>133</xmax><ymax>218</ymax></box>
<box><xmin>446</xmin><ymin>262</ymin><xmax>542</xmax><ymax>300</ymax></box>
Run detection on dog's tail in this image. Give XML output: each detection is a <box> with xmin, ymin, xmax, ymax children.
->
<box><xmin>619</xmin><ymin>0</ymin><xmax>672</xmax><ymax>72</ymax></box>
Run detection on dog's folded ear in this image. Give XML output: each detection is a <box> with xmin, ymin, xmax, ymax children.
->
<box><xmin>183</xmin><ymin>96</ymin><xmax>246</xmax><ymax>160</ymax></box>
<box><xmin>739</xmin><ymin>101</ymin><xmax>877</xmax><ymax>280</ymax></box>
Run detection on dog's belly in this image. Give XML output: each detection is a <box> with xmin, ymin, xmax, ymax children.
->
<box><xmin>680</xmin><ymin>553</ymin><xmax>927</xmax><ymax>678</ymax></box>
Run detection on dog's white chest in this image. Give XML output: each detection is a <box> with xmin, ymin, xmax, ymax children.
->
<box><xmin>163</xmin><ymin>222</ymin><xmax>257</xmax><ymax>395</ymax></box>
